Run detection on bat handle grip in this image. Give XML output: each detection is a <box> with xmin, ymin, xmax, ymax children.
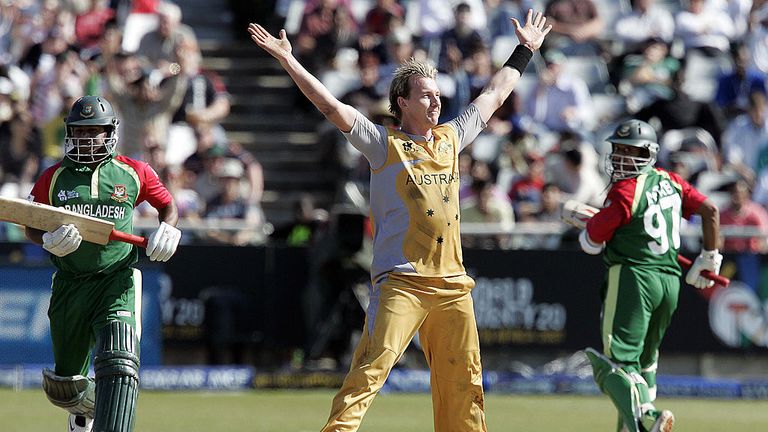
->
<box><xmin>110</xmin><ymin>229</ymin><xmax>149</xmax><ymax>248</ymax></box>
<box><xmin>677</xmin><ymin>255</ymin><xmax>730</xmax><ymax>287</ymax></box>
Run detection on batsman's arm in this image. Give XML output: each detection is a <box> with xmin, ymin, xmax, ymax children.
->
<box><xmin>473</xmin><ymin>9</ymin><xmax>551</xmax><ymax>122</ymax></box>
<box><xmin>695</xmin><ymin>198</ymin><xmax>720</xmax><ymax>251</ymax></box>
<box><xmin>157</xmin><ymin>198</ymin><xmax>179</xmax><ymax>227</ymax></box>
<box><xmin>247</xmin><ymin>23</ymin><xmax>358</xmax><ymax>133</ymax></box>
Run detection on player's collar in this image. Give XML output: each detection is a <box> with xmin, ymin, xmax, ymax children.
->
<box><xmin>62</xmin><ymin>154</ymin><xmax>114</xmax><ymax>171</ymax></box>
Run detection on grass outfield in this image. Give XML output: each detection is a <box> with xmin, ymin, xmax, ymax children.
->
<box><xmin>2</xmin><ymin>388</ymin><xmax>767</xmax><ymax>431</ymax></box>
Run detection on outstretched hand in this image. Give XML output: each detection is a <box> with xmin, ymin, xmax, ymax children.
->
<box><xmin>512</xmin><ymin>9</ymin><xmax>552</xmax><ymax>52</ymax></box>
<box><xmin>248</xmin><ymin>24</ymin><xmax>292</xmax><ymax>60</ymax></box>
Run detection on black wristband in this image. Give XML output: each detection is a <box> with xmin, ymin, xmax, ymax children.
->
<box><xmin>503</xmin><ymin>45</ymin><xmax>534</xmax><ymax>74</ymax></box>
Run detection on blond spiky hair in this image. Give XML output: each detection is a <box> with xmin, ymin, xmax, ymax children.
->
<box><xmin>388</xmin><ymin>58</ymin><xmax>437</xmax><ymax>120</ymax></box>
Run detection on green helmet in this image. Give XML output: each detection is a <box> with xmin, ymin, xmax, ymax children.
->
<box><xmin>605</xmin><ymin>119</ymin><xmax>659</xmax><ymax>181</ymax></box>
<box><xmin>64</xmin><ymin>96</ymin><xmax>120</xmax><ymax>164</ymax></box>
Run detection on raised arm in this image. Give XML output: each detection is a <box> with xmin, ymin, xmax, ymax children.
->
<box><xmin>473</xmin><ymin>9</ymin><xmax>551</xmax><ymax>123</ymax></box>
<box><xmin>248</xmin><ymin>24</ymin><xmax>359</xmax><ymax>132</ymax></box>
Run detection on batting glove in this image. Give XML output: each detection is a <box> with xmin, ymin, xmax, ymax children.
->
<box><xmin>579</xmin><ymin>229</ymin><xmax>604</xmax><ymax>255</ymax></box>
<box><xmin>42</xmin><ymin>224</ymin><xmax>82</xmax><ymax>257</ymax></box>
<box><xmin>146</xmin><ymin>222</ymin><xmax>181</xmax><ymax>262</ymax></box>
<box><xmin>685</xmin><ymin>249</ymin><xmax>723</xmax><ymax>289</ymax></box>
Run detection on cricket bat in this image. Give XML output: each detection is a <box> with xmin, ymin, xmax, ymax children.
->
<box><xmin>561</xmin><ymin>199</ymin><xmax>730</xmax><ymax>287</ymax></box>
<box><xmin>0</xmin><ymin>197</ymin><xmax>148</xmax><ymax>248</ymax></box>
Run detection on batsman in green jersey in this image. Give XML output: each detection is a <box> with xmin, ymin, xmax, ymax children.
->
<box><xmin>579</xmin><ymin>119</ymin><xmax>721</xmax><ymax>432</ymax></box>
<box><xmin>24</xmin><ymin>96</ymin><xmax>181</xmax><ymax>432</ymax></box>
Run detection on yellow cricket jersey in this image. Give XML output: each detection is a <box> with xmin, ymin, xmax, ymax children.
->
<box><xmin>346</xmin><ymin>105</ymin><xmax>485</xmax><ymax>281</ymax></box>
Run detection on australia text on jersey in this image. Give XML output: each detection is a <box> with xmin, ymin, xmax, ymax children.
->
<box><xmin>405</xmin><ymin>172</ymin><xmax>460</xmax><ymax>186</ymax></box>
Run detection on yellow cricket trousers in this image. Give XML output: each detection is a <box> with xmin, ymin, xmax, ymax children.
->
<box><xmin>320</xmin><ymin>273</ymin><xmax>487</xmax><ymax>432</ymax></box>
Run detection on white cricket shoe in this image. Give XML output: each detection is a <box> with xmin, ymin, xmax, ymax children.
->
<box><xmin>68</xmin><ymin>414</ymin><xmax>93</xmax><ymax>432</ymax></box>
<box><xmin>649</xmin><ymin>409</ymin><xmax>674</xmax><ymax>432</ymax></box>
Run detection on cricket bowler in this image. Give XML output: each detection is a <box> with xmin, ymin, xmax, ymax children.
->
<box><xmin>579</xmin><ymin>119</ymin><xmax>721</xmax><ymax>432</ymax></box>
<box><xmin>24</xmin><ymin>96</ymin><xmax>181</xmax><ymax>432</ymax></box>
<box><xmin>249</xmin><ymin>8</ymin><xmax>550</xmax><ymax>432</ymax></box>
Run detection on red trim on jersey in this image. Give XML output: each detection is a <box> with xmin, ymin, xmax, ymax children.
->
<box><xmin>667</xmin><ymin>169</ymin><xmax>708</xmax><ymax>219</ymax></box>
<box><xmin>586</xmin><ymin>168</ymin><xmax>708</xmax><ymax>244</ymax></box>
<box><xmin>29</xmin><ymin>162</ymin><xmax>63</xmax><ymax>205</ymax></box>
<box><xmin>115</xmin><ymin>155</ymin><xmax>173</xmax><ymax>209</ymax></box>
<box><xmin>586</xmin><ymin>177</ymin><xmax>635</xmax><ymax>244</ymax></box>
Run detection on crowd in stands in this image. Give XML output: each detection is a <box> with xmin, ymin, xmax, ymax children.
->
<box><xmin>0</xmin><ymin>0</ymin><xmax>265</xmax><ymax>245</ymax></box>
<box><xmin>2</xmin><ymin>0</ymin><xmax>768</xmax><ymax>252</ymax></box>
<box><xmin>274</xmin><ymin>0</ymin><xmax>768</xmax><ymax>252</ymax></box>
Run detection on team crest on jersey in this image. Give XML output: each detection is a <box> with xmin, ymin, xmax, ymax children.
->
<box><xmin>80</xmin><ymin>104</ymin><xmax>95</xmax><ymax>118</ymax></box>
<box><xmin>110</xmin><ymin>184</ymin><xmax>128</xmax><ymax>202</ymax></box>
<box><xmin>402</xmin><ymin>141</ymin><xmax>415</xmax><ymax>152</ymax></box>
<box><xmin>437</xmin><ymin>140</ymin><xmax>452</xmax><ymax>154</ymax></box>
<box><xmin>57</xmin><ymin>190</ymin><xmax>80</xmax><ymax>202</ymax></box>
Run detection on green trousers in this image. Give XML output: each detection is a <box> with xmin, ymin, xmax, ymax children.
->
<box><xmin>48</xmin><ymin>267</ymin><xmax>142</xmax><ymax>376</ymax></box>
<box><xmin>599</xmin><ymin>264</ymin><xmax>679</xmax><ymax>374</ymax></box>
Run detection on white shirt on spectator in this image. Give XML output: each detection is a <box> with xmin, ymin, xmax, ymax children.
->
<box><xmin>748</xmin><ymin>23</ymin><xmax>768</xmax><ymax>74</ymax></box>
<box><xmin>614</xmin><ymin>5</ymin><xmax>675</xmax><ymax>47</ymax></box>
<box><xmin>722</xmin><ymin>113</ymin><xmax>768</xmax><ymax>172</ymax></box>
<box><xmin>675</xmin><ymin>6</ymin><xmax>735</xmax><ymax>53</ymax></box>
<box><xmin>526</xmin><ymin>74</ymin><xmax>595</xmax><ymax>133</ymax></box>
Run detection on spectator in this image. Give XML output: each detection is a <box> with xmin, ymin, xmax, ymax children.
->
<box><xmin>0</xmin><ymin>86</ymin><xmax>41</xmax><ymax>197</ymax></box>
<box><xmin>721</xmin><ymin>91</ymin><xmax>768</xmax><ymax>183</ymax></box>
<box><xmin>635</xmin><ymin>67</ymin><xmax>727</xmax><ymax>145</ymax></box>
<box><xmin>720</xmin><ymin>179</ymin><xmax>768</xmax><ymax>253</ymax></box>
<box><xmin>407</xmin><ymin>0</ymin><xmax>459</xmax><ymax>42</ymax></box>
<box><xmin>340</xmin><ymin>51</ymin><xmax>386</xmax><ymax>117</ymax></box>
<box><xmin>103</xmin><ymin>49</ymin><xmax>188</xmax><ymax>158</ymax></box>
<box><xmin>510</xmin><ymin>182</ymin><xmax>563</xmax><ymax>249</ymax></box>
<box><xmin>543</xmin><ymin>0</ymin><xmax>605</xmax><ymax>55</ymax></box>
<box><xmin>121</xmin><ymin>0</ymin><xmax>160</xmax><ymax>53</ymax></box>
<box><xmin>136</xmin><ymin>1</ymin><xmax>197</xmax><ymax>70</ymax></box>
<box><xmin>23</xmin><ymin>23</ymin><xmax>80</xmax><ymax>128</ymax></box>
<box><xmin>0</xmin><ymin>1</ymin><xmax>16</xmax><ymax>63</ymax></box>
<box><xmin>485</xmin><ymin>0</ymin><xmax>535</xmax><ymax>39</ymax></box>
<box><xmin>74</xmin><ymin>0</ymin><xmax>115</xmax><ymax>50</ymax></box>
<box><xmin>614</xmin><ymin>0</ymin><xmax>675</xmax><ymax>54</ymax></box>
<box><xmin>619</xmin><ymin>37</ymin><xmax>680</xmax><ymax>113</ymax></box>
<box><xmin>546</xmin><ymin>134</ymin><xmax>607</xmax><ymax>208</ymax></box>
<box><xmin>674</xmin><ymin>0</ymin><xmax>734</xmax><ymax>56</ymax></box>
<box><xmin>533</xmin><ymin>182</ymin><xmax>563</xmax><ymax>223</ymax></box>
<box><xmin>715</xmin><ymin>42</ymin><xmax>767</xmax><ymax>119</ymax></box>
<box><xmin>435</xmin><ymin>40</ymin><xmax>472</xmax><ymax>121</ymax></box>
<box><xmin>167</xmin><ymin>37</ymin><xmax>231</xmax><ymax>166</ymax></box>
<box><xmin>508</xmin><ymin>151</ymin><xmax>546</xmax><ymax>220</ymax></box>
<box><xmin>460</xmin><ymin>157</ymin><xmax>509</xmax><ymax>204</ymax></box>
<box><xmin>724</xmin><ymin>0</ymin><xmax>752</xmax><ymax>42</ymax></box>
<box><xmin>203</xmin><ymin>158</ymin><xmax>263</xmax><ymax>245</ymax></box>
<box><xmin>747</xmin><ymin>5</ymin><xmax>768</xmax><ymax>74</ymax></box>
<box><xmin>438</xmin><ymin>3</ymin><xmax>487</xmax><ymax>71</ymax></box>
<box><xmin>461</xmin><ymin>178</ymin><xmax>515</xmax><ymax>248</ymax></box>
<box><xmin>363</xmin><ymin>0</ymin><xmax>404</xmax><ymax>37</ymax></box>
<box><xmin>0</xmin><ymin>59</ymin><xmax>31</xmax><ymax>103</ymax></box>
<box><xmin>163</xmin><ymin>164</ymin><xmax>204</xmax><ymax>222</ymax></box>
<box><xmin>7</xmin><ymin>3</ymin><xmax>47</xmax><ymax>68</ymax></box>
<box><xmin>294</xmin><ymin>0</ymin><xmax>358</xmax><ymax>74</ymax></box>
<box><xmin>376</xmin><ymin>26</ymin><xmax>419</xmax><ymax>94</ymax></box>
<box><xmin>524</xmin><ymin>49</ymin><xmax>595</xmax><ymax>134</ymax></box>
<box><xmin>41</xmin><ymin>89</ymin><xmax>79</xmax><ymax>167</ymax></box>
<box><xmin>184</xmin><ymin>123</ymin><xmax>264</xmax><ymax>206</ymax></box>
